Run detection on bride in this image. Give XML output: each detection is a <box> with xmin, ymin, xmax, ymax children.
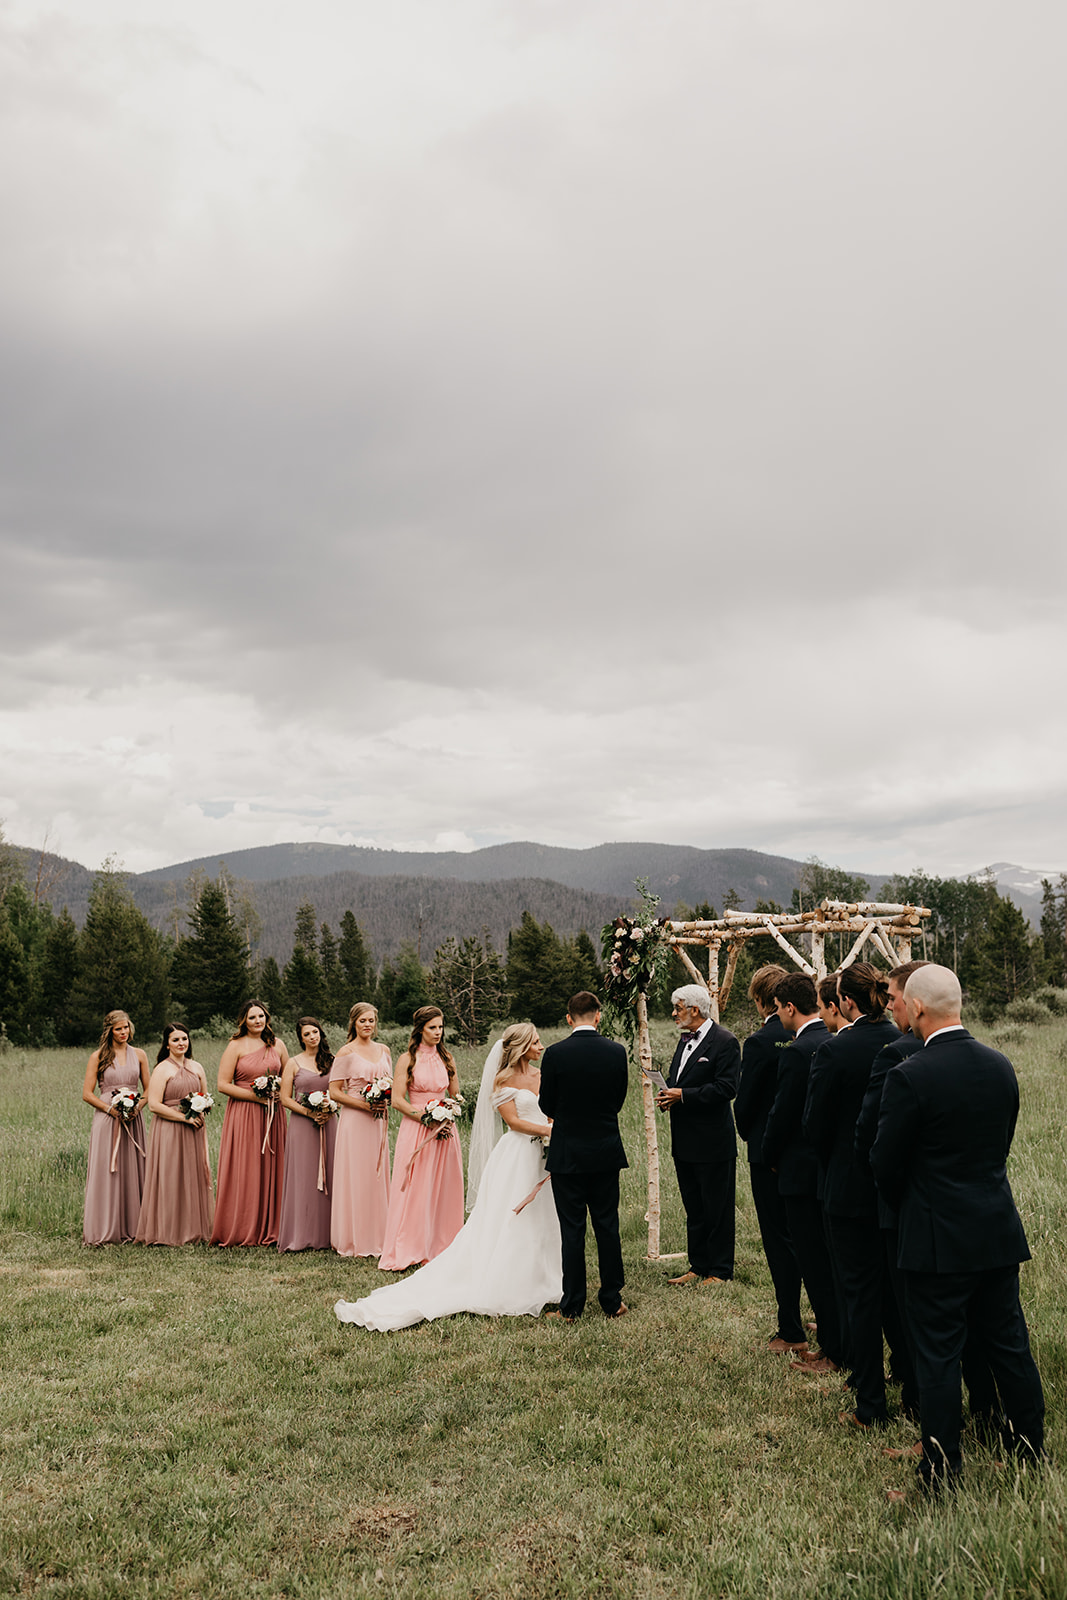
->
<box><xmin>333</xmin><ymin>1023</ymin><xmax>562</xmax><ymax>1330</ymax></box>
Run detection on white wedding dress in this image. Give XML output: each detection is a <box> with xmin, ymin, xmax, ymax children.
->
<box><xmin>334</xmin><ymin>1088</ymin><xmax>562</xmax><ymax>1331</ymax></box>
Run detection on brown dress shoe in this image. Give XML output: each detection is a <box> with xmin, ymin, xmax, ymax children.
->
<box><xmin>840</xmin><ymin>1410</ymin><xmax>870</xmax><ymax>1431</ymax></box>
<box><xmin>767</xmin><ymin>1337</ymin><xmax>810</xmax><ymax>1354</ymax></box>
<box><xmin>667</xmin><ymin>1271</ymin><xmax>699</xmax><ymax>1285</ymax></box>
<box><xmin>545</xmin><ymin>1310</ymin><xmax>575</xmax><ymax>1324</ymax></box>
<box><xmin>698</xmin><ymin>1276</ymin><xmax>726</xmax><ymax>1286</ymax></box>
<box><xmin>604</xmin><ymin>1302</ymin><xmax>629</xmax><ymax>1318</ymax></box>
<box><xmin>790</xmin><ymin>1356</ymin><xmax>840</xmax><ymax>1375</ymax></box>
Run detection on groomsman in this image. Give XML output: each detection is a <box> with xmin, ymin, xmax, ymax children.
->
<box><xmin>656</xmin><ymin>985</ymin><xmax>740</xmax><ymax>1285</ymax></box>
<box><xmin>871</xmin><ymin>964</ymin><xmax>1044</xmax><ymax>1488</ymax></box>
<box><xmin>734</xmin><ymin>964</ymin><xmax>806</xmax><ymax>1351</ymax></box>
<box><xmin>762</xmin><ymin>972</ymin><xmax>843</xmax><ymax>1372</ymax></box>
<box><xmin>540</xmin><ymin>991</ymin><xmax>629</xmax><ymax>1322</ymax></box>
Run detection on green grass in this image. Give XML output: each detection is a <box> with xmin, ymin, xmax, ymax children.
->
<box><xmin>0</xmin><ymin>1020</ymin><xmax>1064</xmax><ymax>1598</ymax></box>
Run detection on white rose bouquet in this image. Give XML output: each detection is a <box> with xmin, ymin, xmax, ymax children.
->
<box><xmin>252</xmin><ymin>1074</ymin><xmax>282</xmax><ymax>1100</ymax></box>
<box><xmin>419</xmin><ymin>1094</ymin><xmax>465</xmax><ymax>1139</ymax></box>
<box><xmin>179</xmin><ymin>1090</ymin><xmax>214</xmax><ymax>1122</ymax></box>
<box><xmin>298</xmin><ymin>1089</ymin><xmax>338</xmax><ymax>1118</ymax></box>
<box><xmin>109</xmin><ymin>1087</ymin><xmax>141</xmax><ymax>1121</ymax></box>
<box><xmin>362</xmin><ymin>1076</ymin><xmax>392</xmax><ymax>1114</ymax></box>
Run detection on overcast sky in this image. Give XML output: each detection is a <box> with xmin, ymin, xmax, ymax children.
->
<box><xmin>2</xmin><ymin>0</ymin><xmax>1065</xmax><ymax>879</ymax></box>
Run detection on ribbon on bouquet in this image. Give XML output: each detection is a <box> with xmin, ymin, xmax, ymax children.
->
<box><xmin>200</xmin><ymin>1124</ymin><xmax>212</xmax><ymax>1191</ymax></box>
<box><xmin>399</xmin><ymin>1124</ymin><xmax>453</xmax><ymax>1193</ymax></box>
<box><xmin>261</xmin><ymin>1097</ymin><xmax>277</xmax><ymax>1156</ymax></box>
<box><xmin>376</xmin><ymin>1114</ymin><xmax>388</xmax><ymax>1176</ymax></box>
<box><xmin>317</xmin><ymin>1122</ymin><xmax>329</xmax><ymax>1195</ymax></box>
<box><xmin>110</xmin><ymin>1113</ymin><xmax>146</xmax><ymax>1173</ymax></box>
<box><xmin>513</xmin><ymin>1174</ymin><xmax>551</xmax><ymax>1215</ymax></box>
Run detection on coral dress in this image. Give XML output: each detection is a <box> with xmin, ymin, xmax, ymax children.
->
<box><xmin>135</xmin><ymin>1063</ymin><xmax>214</xmax><ymax>1245</ymax></box>
<box><xmin>378</xmin><ymin>1045</ymin><xmax>464</xmax><ymax>1272</ymax></box>
<box><xmin>330</xmin><ymin>1045</ymin><xmax>391</xmax><ymax>1258</ymax></box>
<box><xmin>210</xmin><ymin>1045</ymin><xmax>287</xmax><ymax>1246</ymax></box>
<box><xmin>83</xmin><ymin>1047</ymin><xmax>146</xmax><ymax>1245</ymax></box>
<box><xmin>277</xmin><ymin>1065</ymin><xmax>337</xmax><ymax>1252</ymax></box>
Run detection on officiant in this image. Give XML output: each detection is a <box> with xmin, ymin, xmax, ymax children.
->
<box><xmin>656</xmin><ymin>985</ymin><xmax>741</xmax><ymax>1285</ymax></box>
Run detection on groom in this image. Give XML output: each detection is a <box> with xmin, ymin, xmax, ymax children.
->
<box><xmin>539</xmin><ymin>991</ymin><xmax>629</xmax><ymax>1321</ymax></box>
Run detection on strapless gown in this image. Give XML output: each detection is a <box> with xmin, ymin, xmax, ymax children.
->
<box><xmin>329</xmin><ymin>1045</ymin><xmax>391</xmax><ymax>1258</ymax></box>
<box><xmin>377</xmin><ymin>1046</ymin><xmax>464</xmax><ymax>1271</ymax></box>
<box><xmin>277</xmin><ymin>1065</ymin><xmax>336</xmax><ymax>1251</ymax></box>
<box><xmin>135</xmin><ymin>1063</ymin><xmax>214</xmax><ymax>1245</ymax></box>
<box><xmin>211</xmin><ymin>1045</ymin><xmax>287</xmax><ymax>1246</ymax></box>
<box><xmin>335</xmin><ymin>1088</ymin><xmax>562</xmax><ymax>1330</ymax></box>
<box><xmin>83</xmin><ymin>1048</ymin><xmax>146</xmax><ymax>1245</ymax></box>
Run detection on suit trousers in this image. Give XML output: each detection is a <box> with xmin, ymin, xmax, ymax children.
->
<box><xmin>782</xmin><ymin>1193</ymin><xmax>843</xmax><ymax>1368</ymax></box>
<box><xmin>674</xmin><ymin>1156</ymin><xmax>735</xmax><ymax>1280</ymax></box>
<box><xmin>903</xmin><ymin>1264</ymin><xmax>1045</xmax><ymax>1484</ymax></box>
<box><xmin>748</xmin><ymin>1163</ymin><xmax>804</xmax><ymax>1342</ymax></box>
<box><xmin>883</xmin><ymin>1228</ymin><xmax>999</xmax><ymax>1422</ymax></box>
<box><xmin>826</xmin><ymin>1213</ymin><xmax>887</xmax><ymax>1422</ymax></box>
<box><xmin>550</xmin><ymin>1171</ymin><xmax>625</xmax><ymax>1319</ymax></box>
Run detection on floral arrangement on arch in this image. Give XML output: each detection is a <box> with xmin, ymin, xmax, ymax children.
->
<box><xmin>600</xmin><ymin>880</ymin><xmax>670</xmax><ymax>1048</ymax></box>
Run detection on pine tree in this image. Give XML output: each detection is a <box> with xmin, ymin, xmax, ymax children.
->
<box><xmin>961</xmin><ymin>888</ymin><xmax>1041</xmax><ymax>1018</ymax></box>
<box><xmin>392</xmin><ymin>942</ymin><xmax>429</xmax><ymax>1023</ymax></box>
<box><xmin>430</xmin><ymin>931</ymin><xmax>508</xmax><ymax>1045</ymax></box>
<box><xmin>1040</xmin><ymin>875</ymin><xmax>1067</xmax><ymax>988</ymax></box>
<box><xmin>68</xmin><ymin>859</ymin><xmax>169</xmax><ymax>1041</ymax></box>
<box><xmin>41</xmin><ymin>907</ymin><xmax>80</xmax><ymax>1043</ymax></box>
<box><xmin>0</xmin><ymin>908</ymin><xmax>30</xmax><ymax>1043</ymax></box>
<box><xmin>374</xmin><ymin>958</ymin><xmax>398</xmax><ymax>1022</ymax></box>
<box><xmin>318</xmin><ymin>922</ymin><xmax>343</xmax><ymax>1022</ymax></box>
<box><xmin>283</xmin><ymin>900</ymin><xmax>324</xmax><ymax>1019</ymax></box>
<box><xmin>337</xmin><ymin>911</ymin><xmax>373</xmax><ymax>999</ymax></box>
<box><xmin>253</xmin><ymin>956</ymin><xmax>284</xmax><ymax>1018</ymax></box>
<box><xmin>506</xmin><ymin>912</ymin><xmax>571</xmax><ymax>1026</ymax></box>
<box><xmin>170</xmin><ymin>879</ymin><xmax>251</xmax><ymax>1028</ymax></box>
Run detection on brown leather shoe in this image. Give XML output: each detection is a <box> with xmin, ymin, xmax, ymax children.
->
<box><xmin>698</xmin><ymin>1276</ymin><xmax>727</xmax><ymax>1286</ymax></box>
<box><xmin>667</xmin><ymin>1271</ymin><xmax>699</xmax><ymax>1286</ymax></box>
<box><xmin>545</xmin><ymin>1310</ymin><xmax>575</xmax><ymax>1324</ymax></box>
<box><xmin>768</xmin><ymin>1337</ymin><xmax>810</xmax><ymax>1354</ymax></box>
<box><xmin>790</xmin><ymin>1356</ymin><xmax>840</xmax><ymax>1375</ymax></box>
<box><xmin>882</xmin><ymin>1442</ymin><xmax>924</xmax><ymax>1460</ymax></box>
<box><xmin>840</xmin><ymin>1410</ymin><xmax>870</xmax><ymax>1431</ymax></box>
<box><xmin>604</xmin><ymin>1302</ymin><xmax>629</xmax><ymax>1318</ymax></box>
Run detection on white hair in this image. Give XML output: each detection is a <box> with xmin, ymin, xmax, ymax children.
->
<box><xmin>671</xmin><ymin>985</ymin><xmax>713</xmax><ymax>1019</ymax></box>
<box><xmin>903</xmin><ymin>963</ymin><xmax>962</xmax><ymax>1016</ymax></box>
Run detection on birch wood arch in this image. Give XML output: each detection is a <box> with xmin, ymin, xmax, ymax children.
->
<box><xmin>635</xmin><ymin>899</ymin><xmax>931</xmax><ymax>1259</ymax></box>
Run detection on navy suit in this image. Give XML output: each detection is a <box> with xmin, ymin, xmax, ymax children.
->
<box><xmin>665</xmin><ymin>1020</ymin><xmax>740</xmax><ymax>1280</ymax></box>
<box><xmin>735</xmin><ymin>1013</ymin><xmax>803</xmax><ymax>1341</ymax></box>
<box><xmin>540</xmin><ymin>1028</ymin><xmax>628</xmax><ymax>1319</ymax></box>
<box><xmin>804</xmin><ymin>1014</ymin><xmax>899</xmax><ymax>1420</ymax></box>
<box><xmin>763</xmin><ymin>1017</ymin><xmax>843</xmax><ymax>1365</ymax></box>
<box><xmin>870</xmin><ymin>1028</ymin><xmax>1044</xmax><ymax>1482</ymax></box>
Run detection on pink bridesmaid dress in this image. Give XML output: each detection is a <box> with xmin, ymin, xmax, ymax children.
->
<box><xmin>277</xmin><ymin>1064</ymin><xmax>337</xmax><ymax>1252</ymax></box>
<box><xmin>330</xmin><ymin>1045</ymin><xmax>391</xmax><ymax>1258</ymax></box>
<box><xmin>378</xmin><ymin>1044</ymin><xmax>464</xmax><ymax>1272</ymax></box>
<box><xmin>83</xmin><ymin>1047</ymin><xmax>146</xmax><ymax>1245</ymax></box>
<box><xmin>211</xmin><ymin>1045</ymin><xmax>287</xmax><ymax>1246</ymax></box>
<box><xmin>135</xmin><ymin>1063</ymin><xmax>214</xmax><ymax>1245</ymax></box>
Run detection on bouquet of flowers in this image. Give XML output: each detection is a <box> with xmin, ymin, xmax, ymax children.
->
<box><xmin>179</xmin><ymin>1090</ymin><xmax>214</xmax><ymax>1122</ymax></box>
<box><xmin>298</xmin><ymin>1089</ymin><xmax>338</xmax><ymax>1118</ymax></box>
<box><xmin>110</xmin><ymin>1087</ymin><xmax>141</xmax><ymax>1121</ymax></box>
<box><xmin>600</xmin><ymin>879</ymin><xmax>670</xmax><ymax>1049</ymax></box>
<box><xmin>362</xmin><ymin>1077</ymin><xmax>392</xmax><ymax>1113</ymax></box>
<box><xmin>419</xmin><ymin>1094</ymin><xmax>465</xmax><ymax>1139</ymax></box>
<box><xmin>252</xmin><ymin>1074</ymin><xmax>282</xmax><ymax>1100</ymax></box>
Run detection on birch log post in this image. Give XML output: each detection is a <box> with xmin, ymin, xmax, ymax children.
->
<box><xmin>636</xmin><ymin>990</ymin><xmax>661</xmax><ymax>1259</ymax></box>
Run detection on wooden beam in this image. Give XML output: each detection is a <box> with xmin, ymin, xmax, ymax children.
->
<box><xmin>718</xmin><ymin>940</ymin><xmax>742</xmax><ymax>1012</ymax></box>
<box><xmin>636</xmin><ymin>992</ymin><xmax>661</xmax><ymax>1260</ymax></box>
<box><xmin>838</xmin><ymin>921</ymin><xmax>876</xmax><ymax>971</ymax></box>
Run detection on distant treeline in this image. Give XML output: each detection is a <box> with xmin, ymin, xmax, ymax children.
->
<box><xmin>1</xmin><ymin>841</ymin><xmax>1064</xmax><ymax>1050</ymax></box>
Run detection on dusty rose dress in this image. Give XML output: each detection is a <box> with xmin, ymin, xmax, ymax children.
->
<box><xmin>378</xmin><ymin>1045</ymin><xmax>464</xmax><ymax>1272</ymax></box>
<box><xmin>277</xmin><ymin>1065</ymin><xmax>337</xmax><ymax>1252</ymax></box>
<box><xmin>330</xmin><ymin>1044</ymin><xmax>391</xmax><ymax>1258</ymax></box>
<box><xmin>211</xmin><ymin>1045</ymin><xmax>287</xmax><ymax>1247</ymax></box>
<box><xmin>135</xmin><ymin>1064</ymin><xmax>214</xmax><ymax>1246</ymax></box>
<box><xmin>83</xmin><ymin>1047</ymin><xmax>146</xmax><ymax>1245</ymax></box>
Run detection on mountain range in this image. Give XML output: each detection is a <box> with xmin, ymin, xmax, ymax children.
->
<box><xmin>9</xmin><ymin>839</ymin><xmax>1059</xmax><ymax>965</ymax></box>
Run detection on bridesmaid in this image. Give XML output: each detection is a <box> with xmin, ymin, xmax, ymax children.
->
<box><xmin>211</xmin><ymin>999</ymin><xmax>289</xmax><ymax>1247</ymax></box>
<box><xmin>277</xmin><ymin>1017</ymin><xmax>337</xmax><ymax>1252</ymax></box>
<box><xmin>135</xmin><ymin>1023</ymin><xmax>214</xmax><ymax>1246</ymax></box>
<box><xmin>329</xmin><ymin>1003</ymin><xmax>392</xmax><ymax>1258</ymax></box>
<box><xmin>378</xmin><ymin>1005</ymin><xmax>464</xmax><ymax>1272</ymax></box>
<box><xmin>82</xmin><ymin>1009</ymin><xmax>149</xmax><ymax>1245</ymax></box>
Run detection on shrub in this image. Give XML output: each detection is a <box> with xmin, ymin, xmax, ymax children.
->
<box><xmin>989</xmin><ymin>1020</ymin><xmax>1028</xmax><ymax>1049</ymax></box>
<box><xmin>1003</xmin><ymin>998</ymin><xmax>1054</xmax><ymax>1026</ymax></box>
<box><xmin>1033</xmin><ymin>985</ymin><xmax>1067</xmax><ymax>1015</ymax></box>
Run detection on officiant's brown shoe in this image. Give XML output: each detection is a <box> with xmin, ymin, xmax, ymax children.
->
<box><xmin>667</xmin><ymin>1271</ymin><xmax>699</xmax><ymax>1285</ymax></box>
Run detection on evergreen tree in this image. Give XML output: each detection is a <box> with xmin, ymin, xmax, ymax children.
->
<box><xmin>0</xmin><ymin>908</ymin><xmax>30</xmax><ymax>1043</ymax></box>
<box><xmin>283</xmin><ymin>900</ymin><xmax>324</xmax><ymax>1018</ymax></box>
<box><xmin>571</xmin><ymin>930</ymin><xmax>602</xmax><ymax>991</ymax></box>
<box><xmin>374</xmin><ymin>958</ymin><xmax>398</xmax><ymax>1022</ymax></box>
<box><xmin>318</xmin><ymin>921</ymin><xmax>343</xmax><ymax>1022</ymax></box>
<box><xmin>41</xmin><ymin>907</ymin><xmax>80</xmax><ymax>1043</ymax></box>
<box><xmin>506</xmin><ymin>912</ymin><xmax>572</xmax><ymax>1026</ymax></box>
<box><xmin>253</xmin><ymin>955</ymin><xmax>284</xmax><ymax>1018</ymax></box>
<box><xmin>1040</xmin><ymin>875</ymin><xmax>1067</xmax><ymax>988</ymax></box>
<box><xmin>170</xmin><ymin>878</ymin><xmax>251</xmax><ymax>1028</ymax></box>
<box><xmin>960</xmin><ymin>887</ymin><xmax>1041</xmax><ymax>1017</ymax></box>
<box><xmin>68</xmin><ymin>859</ymin><xmax>169</xmax><ymax>1040</ymax></box>
<box><xmin>430</xmin><ymin>931</ymin><xmax>508</xmax><ymax>1045</ymax></box>
<box><xmin>337</xmin><ymin>911</ymin><xmax>373</xmax><ymax>1000</ymax></box>
<box><xmin>392</xmin><ymin>941</ymin><xmax>429</xmax><ymax>1022</ymax></box>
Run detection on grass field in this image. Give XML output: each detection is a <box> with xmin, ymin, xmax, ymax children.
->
<box><xmin>0</xmin><ymin>1018</ymin><xmax>1064</xmax><ymax>1599</ymax></box>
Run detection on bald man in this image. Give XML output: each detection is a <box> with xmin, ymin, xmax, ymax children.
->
<box><xmin>870</xmin><ymin>964</ymin><xmax>1044</xmax><ymax>1489</ymax></box>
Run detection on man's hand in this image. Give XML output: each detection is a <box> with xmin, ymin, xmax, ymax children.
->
<box><xmin>656</xmin><ymin>1087</ymin><xmax>683</xmax><ymax>1110</ymax></box>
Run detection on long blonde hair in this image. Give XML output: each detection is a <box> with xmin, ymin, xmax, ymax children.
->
<box><xmin>493</xmin><ymin>1022</ymin><xmax>538</xmax><ymax>1088</ymax></box>
<box><xmin>96</xmin><ymin>1010</ymin><xmax>133</xmax><ymax>1081</ymax></box>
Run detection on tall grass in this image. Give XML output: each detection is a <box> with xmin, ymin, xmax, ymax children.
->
<box><xmin>0</xmin><ymin>1019</ymin><xmax>1064</xmax><ymax>1598</ymax></box>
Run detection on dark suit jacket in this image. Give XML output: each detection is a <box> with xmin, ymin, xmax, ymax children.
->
<box><xmin>539</xmin><ymin>1029</ymin><xmax>628</xmax><ymax>1175</ymax></box>
<box><xmin>869</xmin><ymin>1028</ymin><xmax>1031</xmax><ymax>1273</ymax></box>
<box><xmin>664</xmin><ymin>1021</ymin><xmax>740</xmax><ymax>1164</ymax></box>
<box><xmin>734</xmin><ymin>1012</ymin><xmax>790</xmax><ymax>1167</ymax></box>
<box><xmin>761</xmin><ymin>1018</ymin><xmax>831</xmax><ymax>1196</ymax></box>
<box><xmin>802</xmin><ymin>1014</ymin><xmax>900</xmax><ymax>1218</ymax></box>
<box><xmin>854</xmin><ymin>1030</ymin><xmax>923</xmax><ymax>1227</ymax></box>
